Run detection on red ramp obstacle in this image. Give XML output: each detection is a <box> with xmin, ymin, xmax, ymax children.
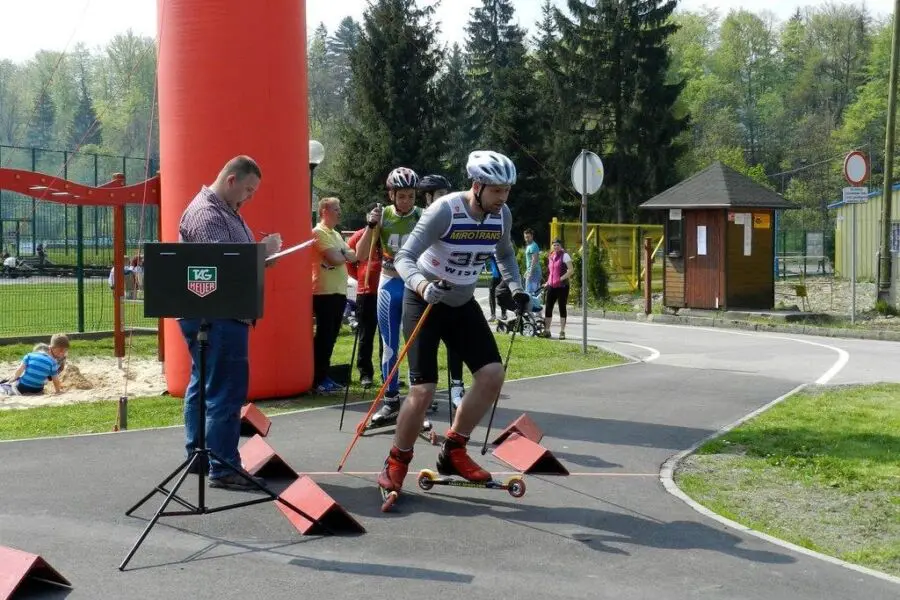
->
<box><xmin>491</xmin><ymin>412</ymin><xmax>544</xmax><ymax>445</ymax></box>
<box><xmin>240</xmin><ymin>403</ymin><xmax>272</xmax><ymax>437</ymax></box>
<box><xmin>0</xmin><ymin>546</ymin><xmax>71</xmax><ymax>600</ymax></box>
<box><xmin>238</xmin><ymin>435</ymin><xmax>298</xmax><ymax>479</ymax></box>
<box><xmin>276</xmin><ymin>476</ymin><xmax>366</xmax><ymax>535</ymax></box>
<box><xmin>492</xmin><ymin>432</ymin><xmax>569</xmax><ymax>475</ymax></box>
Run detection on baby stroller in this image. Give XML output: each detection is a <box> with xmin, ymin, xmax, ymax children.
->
<box><xmin>494</xmin><ymin>281</ymin><xmax>545</xmax><ymax>337</ymax></box>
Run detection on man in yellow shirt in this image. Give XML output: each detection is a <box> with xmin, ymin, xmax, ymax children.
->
<box><xmin>313</xmin><ymin>197</ymin><xmax>357</xmax><ymax>393</ymax></box>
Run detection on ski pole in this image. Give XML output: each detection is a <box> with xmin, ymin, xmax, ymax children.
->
<box><xmin>480</xmin><ymin>309</ymin><xmax>523</xmax><ymax>455</ymax></box>
<box><xmin>337</xmin><ymin>282</ymin><xmax>447</xmax><ymax>471</ymax></box>
<box><xmin>339</xmin><ymin>223</ymin><xmax>380</xmax><ymax>430</ymax></box>
<box><xmin>338</xmin><ymin>323</ymin><xmax>361</xmax><ymax>431</ymax></box>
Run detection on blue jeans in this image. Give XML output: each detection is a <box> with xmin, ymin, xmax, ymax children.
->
<box><xmin>377</xmin><ymin>275</ymin><xmax>405</xmax><ymax>397</ymax></box>
<box><xmin>179</xmin><ymin>318</ymin><xmax>249</xmax><ymax>478</ymax></box>
<box><xmin>525</xmin><ymin>272</ymin><xmax>542</xmax><ymax>295</ymax></box>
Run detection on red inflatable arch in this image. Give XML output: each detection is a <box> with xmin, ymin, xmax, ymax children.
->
<box><xmin>157</xmin><ymin>0</ymin><xmax>314</xmax><ymax>399</ymax></box>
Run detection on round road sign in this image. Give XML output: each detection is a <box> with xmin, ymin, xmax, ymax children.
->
<box><xmin>843</xmin><ymin>151</ymin><xmax>869</xmax><ymax>185</ymax></box>
<box><xmin>571</xmin><ymin>151</ymin><xmax>604</xmax><ymax>195</ymax></box>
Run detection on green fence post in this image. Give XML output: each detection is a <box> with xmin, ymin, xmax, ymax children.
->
<box><xmin>93</xmin><ymin>153</ymin><xmax>99</xmax><ymax>254</ymax></box>
<box><xmin>76</xmin><ymin>204</ymin><xmax>85</xmax><ymax>332</ymax></box>
<box><xmin>63</xmin><ymin>151</ymin><xmax>69</xmax><ymax>257</ymax></box>
<box><xmin>31</xmin><ymin>147</ymin><xmax>36</xmax><ymax>255</ymax></box>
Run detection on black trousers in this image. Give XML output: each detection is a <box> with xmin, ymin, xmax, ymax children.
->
<box><xmin>488</xmin><ymin>275</ymin><xmax>502</xmax><ymax>316</ymax></box>
<box><xmin>313</xmin><ymin>293</ymin><xmax>346</xmax><ymax>386</ymax></box>
<box><xmin>355</xmin><ymin>292</ymin><xmax>379</xmax><ymax>378</ymax></box>
<box><xmin>402</xmin><ymin>289</ymin><xmax>501</xmax><ymax>385</ymax></box>
<box><xmin>545</xmin><ymin>285</ymin><xmax>569</xmax><ymax>319</ymax></box>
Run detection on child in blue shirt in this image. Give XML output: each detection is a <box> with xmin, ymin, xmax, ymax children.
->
<box><xmin>2</xmin><ymin>334</ymin><xmax>68</xmax><ymax>396</ymax></box>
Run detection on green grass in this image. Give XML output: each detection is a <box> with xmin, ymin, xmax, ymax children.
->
<box><xmin>0</xmin><ymin>334</ymin><xmax>158</xmax><ymax>363</ymax></box>
<box><xmin>676</xmin><ymin>383</ymin><xmax>900</xmax><ymax>577</ymax></box>
<box><xmin>0</xmin><ymin>329</ymin><xmax>624</xmax><ymax>441</ymax></box>
<box><xmin>0</xmin><ymin>281</ymin><xmax>157</xmax><ymax>336</ymax></box>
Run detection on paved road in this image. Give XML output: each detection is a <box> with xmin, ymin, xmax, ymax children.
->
<box><xmin>0</xmin><ymin>298</ymin><xmax>898</xmax><ymax>599</ymax></box>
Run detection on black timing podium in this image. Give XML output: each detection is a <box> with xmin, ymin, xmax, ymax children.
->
<box><xmin>118</xmin><ymin>242</ymin><xmax>326</xmax><ymax>571</ymax></box>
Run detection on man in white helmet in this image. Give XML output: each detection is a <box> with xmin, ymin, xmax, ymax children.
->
<box><xmin>376</xmin><ymin>150</ymin><xmax>531</xmax><ymax>494</ymax></box>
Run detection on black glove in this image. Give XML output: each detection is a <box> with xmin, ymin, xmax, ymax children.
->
<box><xmin>512</xmin><ymin>290</ymin><xmax>531</xmax><ymax>314</ymax></box>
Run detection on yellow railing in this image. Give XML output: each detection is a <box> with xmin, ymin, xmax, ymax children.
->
<box><xmin>549</xmin><ymin>217</ymin><xmax>664</xmax><ymax>292</ymax></box>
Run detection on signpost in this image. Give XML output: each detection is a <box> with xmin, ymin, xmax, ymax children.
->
<box><xmin>843</xmin><ymin>151</ymin><xmax>870</xmax><ymax>323</ymax></box>
<box><xmin>570</xmin><ymin>150</ymin><xmax>604</xmax><ymax>354</ymax></box>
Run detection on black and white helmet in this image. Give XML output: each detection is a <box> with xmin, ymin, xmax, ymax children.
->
<box><xmin>386</xmin><ymin>167</ymin><xmax>419</xmax><ymax>190</ymax></box>
<box><xmin>417</xmin><ymin>174</ymin><xmax>452</xmax><ymax>191</ymax></box>
<box><xmin>466</xmin><ymin>151</ymin><xmax>517</xmax><ymax>186</ymax></box>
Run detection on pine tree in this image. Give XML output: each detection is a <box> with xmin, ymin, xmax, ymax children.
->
<box><xmin>70</xmin><ymin>78</ymin><xmax>101</xmax><ymax>148</ymax></box>
<box><xmin>327</xmin><ymin>17</ymin><xmax>362</xmax><ymax>109</ymax></box>
<box><xmin>333</xmin><ymin>0</ymin><xmax>444</xmax><ymax>223</ymax></box>
<box><xmin>435</xmin><ymin>43</ymin><xmax>475</xmax><ymax>184</ymax></box>
<box><xmin>556</xmin><ymin>0</ymin><xmax>687</xmax><ymax>223</ymax></box>
<box><xmin>530</xmin><ymin>0</ymin><xmax>579</xmax><ymax>218</ymax></box>
<box><xmin>27</xmin><ymin>89</ymin><xmax>55</xmax><ymax>148</ymax></box>
<box><xmin>465</xmin><ymin>0</ymin><xmax>552</xmax><ymax>240</ymax></box>
<box><xmin>309</xmin><ymin>23</ymin><xmax>337</xmax><ymax>128</ymax></box>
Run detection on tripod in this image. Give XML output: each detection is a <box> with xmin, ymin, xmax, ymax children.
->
<box><xmin>119</xmin><ymin>319</ymin><xmax>326</xmax><ymax>570</ymax></box>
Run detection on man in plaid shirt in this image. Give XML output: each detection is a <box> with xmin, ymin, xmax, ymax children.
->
<box><xmin>178</xmin><ymin>155</ymin><xmax>281</xmax><ymax>491</ymax></box>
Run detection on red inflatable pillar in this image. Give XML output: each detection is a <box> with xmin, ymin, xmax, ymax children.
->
<box><xmin>157</xmin><ymin>0</ymin><xmax>313</xmax><ymax>399</ymax></box>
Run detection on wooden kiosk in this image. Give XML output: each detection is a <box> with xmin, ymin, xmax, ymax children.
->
<box><xmin>640</xmin><ymin>161</ymin><xmax>796</xmax><ymax>310</ymax></box>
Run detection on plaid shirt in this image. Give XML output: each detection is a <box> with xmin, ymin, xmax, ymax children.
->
<box><xmin>179</xmin><ymin>186</ymin><xmax>256</xmax><ymax>325</ymax></box>
<box><xmin>179</xmin><ymin>186</ymin><xmax>255</xmax><ymax>244</ymax></box>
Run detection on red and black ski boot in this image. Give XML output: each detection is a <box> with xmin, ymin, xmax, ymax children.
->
<box><xmin>436</xmin><ymin>429</ymin><xmax>492</xmax><ymax>482</ymax></box>
<box><xmin>377</xmin><ymin>446</ymin><xmax>413</xmax><ymax>511</ymax></box>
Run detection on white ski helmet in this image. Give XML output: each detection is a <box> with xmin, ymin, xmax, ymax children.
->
<box><xmin>466</xmin><ymin>151</ymin><xmax>517</xmax><ymax>186</ymax></box>
<box><xmin>386</xmin><ymin>167</ymin><xmax>419</xmax><ymax>190</ymax></box>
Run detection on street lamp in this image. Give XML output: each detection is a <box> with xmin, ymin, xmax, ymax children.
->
<box><xmin>309</xmin><ymin>140</ymin><xmax>325</xmax><ymax>228</ymax></box>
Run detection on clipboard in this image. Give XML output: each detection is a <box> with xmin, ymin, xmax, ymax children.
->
<box><xmin>265</xmin><ymin>238</ymin><xmax>316</xmax><ymax>263</ymax></box>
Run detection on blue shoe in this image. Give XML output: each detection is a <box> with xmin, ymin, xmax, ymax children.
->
<box><xmin>323</xmin><ymin>377</ymin><xmax>344</xmax><ymax>392</ymax></box>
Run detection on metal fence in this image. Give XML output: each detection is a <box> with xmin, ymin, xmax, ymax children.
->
<box><xmin>1</xmin><ymin>145</ymin><xmax>159</xmax><ymax>337</ymax></box>
<box><xmin>549</xmin><ymin>218</ymin><xmax>664</xmax><ymax>293</ymax></box>
<box><xmin>774</xmin><ymin>226</ymin><xmax>835</xmax><ymax>280</ymax></box>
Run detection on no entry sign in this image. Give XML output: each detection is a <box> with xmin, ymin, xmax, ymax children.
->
<box><xmin>843</xmin><ymin>151</ymin><xmax>869</xmax><ymax>186</ymax></box>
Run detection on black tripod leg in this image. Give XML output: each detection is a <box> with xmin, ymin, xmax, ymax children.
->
<box><xmin>124</xmin><ymin>454</ymin><xmax>197</xmax><ymax>516</ymax></box>
<box><xmin>119</xmin><ymin>453</ymin><xmax>199</xmax><ymax>571</ymax></box>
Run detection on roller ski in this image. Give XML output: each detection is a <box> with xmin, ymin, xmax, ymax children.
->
<box><xmin>416</xmin><ymin>469</ymin><xmax>526</xmax><ymax>498</ymax></box>
<box><xmin>417</xmin><ymin>429</ymin><xmax>525</xmax><ymax>497</ymax></box>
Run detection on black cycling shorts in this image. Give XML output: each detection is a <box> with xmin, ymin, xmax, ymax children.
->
<box><xmin>402</xmin><ymin>287</ymin><xmax>502</xmax><ymax>385</ymax></box>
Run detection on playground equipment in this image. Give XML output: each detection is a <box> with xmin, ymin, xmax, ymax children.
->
<box><xmin>0</xmin><ymin>167</ymin><xmax>162</xmax><ymax>361</ymax></box>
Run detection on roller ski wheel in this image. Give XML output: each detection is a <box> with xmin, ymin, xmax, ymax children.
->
<box><xmin>416</xmin><ymin>469</ymin><xmax>527</xmax><ymax>498</ymax></box>
<box><xmin>379</xmin><ymin>486</ymin><xmax>400</xmax><ymax>512</ymax></box>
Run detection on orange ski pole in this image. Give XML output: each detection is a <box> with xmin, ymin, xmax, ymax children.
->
<box><xmin>336</xmin><ymin>292</ymin><xmax>438</xmax><ymax>472</ymax></box>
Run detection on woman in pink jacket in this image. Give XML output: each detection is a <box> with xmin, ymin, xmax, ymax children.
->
<box><xmin>542</xmin><ymin>239</ymin><xmax>574</xmax><ymax>339</ymax></box>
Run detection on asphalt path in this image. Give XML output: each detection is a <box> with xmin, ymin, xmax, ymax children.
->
<box><xmin>0</xmin><ymin>293</ymin><xmax>898</xmax><ymax>599</ymax></box>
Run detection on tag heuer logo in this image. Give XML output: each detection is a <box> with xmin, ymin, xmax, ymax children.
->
<box><xmin>187</xmin><ymin>266</ymin><xmax>217</xmax><ymax>297</ymax></box>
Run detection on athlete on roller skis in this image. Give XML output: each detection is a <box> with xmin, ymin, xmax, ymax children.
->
<box><xmin>354</xmin><ymin>167</ymin><xmax>432</xmax><ymax>433</ymax></box>
<box><xmin>376</xmin><ymin>151</ymin><xmax>531</xmax><ymax>496</ymax></box>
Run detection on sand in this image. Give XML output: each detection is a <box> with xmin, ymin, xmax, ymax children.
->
<box><xmin>0</xmin><ymin>356</ymin><xmax>168</xmax><ymax>410</ymax></box>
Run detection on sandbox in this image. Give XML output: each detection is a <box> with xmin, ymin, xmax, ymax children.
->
<box><xmin>0</xmin><ymin>357</ymin><xmax>167</xmax><ymax>410</ymax></box>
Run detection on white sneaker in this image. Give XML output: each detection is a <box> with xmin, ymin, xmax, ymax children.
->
<box><xmin>450</xmin><ymin>382</ymin><xmax>465</xmax><ymax>408</ymax></box>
